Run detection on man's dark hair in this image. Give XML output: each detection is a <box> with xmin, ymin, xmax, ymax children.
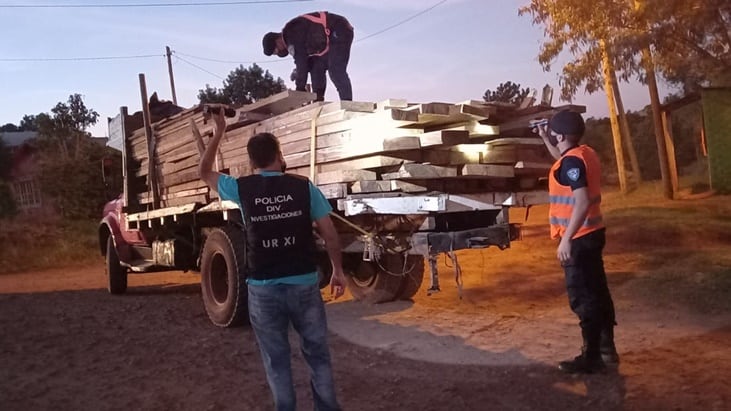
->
<box><xmin>262</xmin><ymin>32</ymin><xmax>280</xmax><ymax>56</ymax></box>
<box><xmin>549</xmin><ymin>110</ymin><xmax>585</xmax><ymax>144</ymax></box>
<box><xmin>247</xmin><ymin>132</ymin><xmax>280</xmax><ymax>169</ymax></box>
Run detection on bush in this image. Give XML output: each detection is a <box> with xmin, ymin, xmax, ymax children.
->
<box><xmin>0</xmin><ymin>215</ymin><xmax>98</xmax><ymax>274</ymax></box>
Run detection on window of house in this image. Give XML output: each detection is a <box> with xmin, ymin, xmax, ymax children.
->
<box><xmin>13</xmin><ymin>179</ymin><xmax>42</xmax><ymax>209</ymax></box>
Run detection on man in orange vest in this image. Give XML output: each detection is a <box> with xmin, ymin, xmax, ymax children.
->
<box><xmin>263</xmin><ymin>11</ymin><xmax>354</xmax><ymax>102</ymax></box>
<box><xmin>537</xmin><ymin>110</ymin><xmax>619</xmax><ymax>374</ymax></box>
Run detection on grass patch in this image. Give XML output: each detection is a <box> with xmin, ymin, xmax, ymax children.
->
<box><xmin>0</xmin><ymin>215</ymin><xmax>99</xmax><ymax>274</ymax></box>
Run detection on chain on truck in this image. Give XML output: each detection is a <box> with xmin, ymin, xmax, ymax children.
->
<box><xmin>99</xmin><ymin>80</ymin><xmax>578</xmax><ymax>328</ymax></box>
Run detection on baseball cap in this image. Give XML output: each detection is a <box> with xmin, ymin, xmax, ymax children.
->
<box><xmin>549</xmin><ymin>110</ymin><xmax>585</xmax><ymax>136</ymax></box>
<box><xmin>262</xmin><ymin>32</ymin><xmax>280</xmax><ymax>56</ymax></box>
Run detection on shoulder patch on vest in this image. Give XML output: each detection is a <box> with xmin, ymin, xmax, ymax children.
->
<box><xmin>567</xmin><ymin>167</ymin><xmax>581</xmax><ymax>182</ymax></box>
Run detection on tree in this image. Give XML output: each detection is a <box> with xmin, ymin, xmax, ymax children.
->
<box><xmin>36</xmin><ymin>94</ymin><xmax>98</xmax><ymax>161</ymax></box>
<box><xmin>1</xmin><ymin>123</ymin><xmax>19</xmax><ymax>132</ymax></box>
<box><xmin>198</xmin><ymin>84</ymin><xmax>231</xmax><ymax>105</ymax></box>
<box><xmin>19</xmin><ymin>115</ymin><xmax>39</xmax><ymax>131</ymax></box>
<box><xmin>198</xmin><ymin>63</ymin><xmax>286</xmax><ymax>106</ymax></box>
<box><xmin>32</xmin><ymin>94</ymin><xmax>110</xmax><ymax>219</ymax></box>
<box><xmin>520</xmin><ymin>0</ymin><xmax>639</xmax><ymax>193</ymax></box>
<box><xmin>0</xmin><ymin>136</ymin><xmax>11</xmax><ymax>180</ymax></box>
<box><xmin>483</xmin><ymin>81</ymin><xmax>531</xmax><ymax>105</ymax></box>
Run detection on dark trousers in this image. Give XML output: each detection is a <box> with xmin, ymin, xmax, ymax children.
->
<box><xmin>562</xmin><ymin>228</ymin><xmax>616</xmax><ymax>355</ymax></box>
<box><xmin>311</xmin><ymin>24</ymin><xmax>353</xmax><ymax>101</ymax></box>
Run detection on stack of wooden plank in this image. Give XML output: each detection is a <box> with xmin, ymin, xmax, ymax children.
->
<box><xmin>125</xmin><ymin>90</ymin><xmax>584</xmax><ymax>208</ymax></box>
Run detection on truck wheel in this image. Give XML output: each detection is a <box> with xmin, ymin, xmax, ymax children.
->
<box><xmin>200</xmin><ymin>226</ymin><xmax>248</xmax><ymax>328</ymax></box>
<box><xmin>106</xmin><ymin>236</ymin><xmax>128</xmax><ymax>295</ymax></box>
<box><xmin>343</xmin><ymin>253</ymin><xmax>403</xmax><ymax>304</ymax></box>
<box><xmin>395</xmin><ymin>255</ymin><xmax>425</xmax><ymax>300</ymax></box>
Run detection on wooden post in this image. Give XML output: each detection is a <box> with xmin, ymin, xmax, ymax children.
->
<box><xmin>661</xmin><ymin>111</ymin><xmax>679</xmax><ymax>196</ymax></box>
<box><xmin>600</xmin><ymin>39</ymin><xmax>628</xmax><ymax>193</ymax></box>
<box><xmin>119</xmin><ymin>106</ymin><xmax>130</xmax><ymax>208</ymax></box>
<box><xmin>166</xmin><ymin>46</ymin><xmax>178</xmax><ymax>106</ymax></box>
<box><xmin>309</xmin><ymin>106</ymin><xmax>324</xmax><ymax>182</ymax></box>
<box><xmin>139</xmin><ymin>73</ymin><xmax>160</xmax><ymax>209</ymax></box>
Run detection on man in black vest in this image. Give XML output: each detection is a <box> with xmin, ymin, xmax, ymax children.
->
<box><xmin>263</xmin><ymin>11</ymin><xmax>354</xmax><ymax>102</ymax></box>
<box><xmin>200</xmin><ymin>111</ymin><xmax>347</xmax><ymax>411</ymax></box>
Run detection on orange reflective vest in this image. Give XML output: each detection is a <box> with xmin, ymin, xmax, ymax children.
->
<box><xmin>300</xmin><ymin>11</ymin><xmax>331</xmax><ymax>57</ymax></box>
<box><xmin>548</xmin><ymin>145</ymin><xmax>604</xmax><ymax>240</ymax></box>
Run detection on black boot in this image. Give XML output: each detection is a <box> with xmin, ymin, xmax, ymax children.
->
<box><xmin>600</xmin><ymin>326</ymin><xmax>620</xmax><ymax>365</ymax></box>
<box><xmin>559</xmin><ymin>328</ymin><xmax>606</xmax><ymax>374</ymax></box>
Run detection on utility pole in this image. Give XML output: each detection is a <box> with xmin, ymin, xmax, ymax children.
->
<box><xmin>166</xmin><ymin>46</ymin><xmax>178</xmax><ymax>105</ymax></box>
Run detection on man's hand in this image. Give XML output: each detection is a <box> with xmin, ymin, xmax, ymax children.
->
<box><xmin>212</xmin><ymin>109</ymin><xmax>226</xmax><ymax>135</ymax></box>
<box><xmin>557</xmin><ymin>237</ymin><xmax>572</xmax><ymax>264</ymax></box>
<box><xmin>329</xmin><ymin>267</ymin><xmax>347</xmax><ymax>299</ymax></box>
<box><xmin>290</xmin><ymin>68</ymin><xmax>298</xmax><ymax>82</ymax></box>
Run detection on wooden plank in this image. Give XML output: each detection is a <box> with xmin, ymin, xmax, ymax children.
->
<box><xmin>350</xmin><ymin>180</ymin><xmax>393</xmax><ymax>193</ymax></box>
<box><xmin>419</xmin><ymin>129</ymin><xmax>469</xmax><ymax>147</ymax></box>
<box><xmin>239</xmin><ymin>90</ymin><xmax>317</xmax><ymax>115</ymax></box>
<box><xmin>317</xmin><ymin>169</ymin><xmax>377</xmax><ymax>184</ymax></box>
<box><xmin>283</xmin><ymin>136</ymin><xmax>421</xmax><ymax>169</ymax></box>
<box><xmin>485</xmin><ymin>137</ymin><xmax>545</xmax><ymax>146</ymax></box>
<box><xmin>376</xmin><ymin>98</ymin><xmax>409</xmax><ymax>110</ymax></box>
<box><xmin>317</xmin><ymin>183</ymin><xmax>349</xmax><ymax>199</ymax></box>
<box><xmin>445</xmin><ymin>121</ymin><xmax>500</xmax><ymax>138</ymax></box>
<box><xmin>461</xmin><ymin>164</ymin><xmax>516</xmax><ymax>178</ymax></box>
<box><xmin>382</xmin><ymin>163</ymin><xmax>458</xmax><ymax>179</ymax></box>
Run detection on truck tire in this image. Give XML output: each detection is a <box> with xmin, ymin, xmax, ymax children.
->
<box><xmin>395</xmin><ymin>255</ymin><xmax>425</xmax><ymax>300</ymax></box>
<box><xmin>106</xmin><ymin>236</ymin><xmax>128</xmax><ymax>295</ymax></box>
<box><xmin>200</xmin><ymin>226</ymin><xmax>248</xmax><ymax>328</ymax></box>
<box><xmin>343</xmin><ymin>253</ymin><xmax>404</xmax><ymax>304</ymax></box>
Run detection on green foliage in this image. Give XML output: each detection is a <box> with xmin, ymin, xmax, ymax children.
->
<box><xmin>36</xmin><ymin>94</ymin><xmax>99</xmax><ymax>161</ymax></box>
<box><xmin>19</xmin><ymin>115</ymin><xmax>40</xmax><ymax>131</ymax></box>
<box><xmin>483</xmin><ymin>81</ymin><xmax>530</xmax><ymax>105</ymax></box>
<box><xmin>0</xmin><ymin>136</ymin><xmax>11</xmax><ymax>180</ymax></box>
<box><xmin>198</xmin><ymin>84</ymin><xmax>231</xmax><ymax>105</ymax></box>
<box><xmin>1</xmin><ymin>123</ymin><xmax>19</xmax><ymax>132</ymax></box>
<box><xmin>198</xmin><ymin>63</ymin><xmax>286</xmax><ymax>106</ymax></box>
<box><xmin>37</xmin><ymin>143</ymin><xmax>118</xmax><ymax>219</ymax></box>
<box><xmin>0</xmin><ymin>215</ymin><xmax>98</xmax><ymax>274</ymax></box>
<box><xmin>519</xmin><ymin>0</ymin><xmax>731</xmax><ymax>99</ymax></box>
<box><xmin>585</xmin><ymin>104</ymin><xmax>704</xmax><ymax>183</ymax></box>
<box><xmin>0</xmin><ymin>181</ymin><xmax>17</xmax><ymax>219</ymax></box>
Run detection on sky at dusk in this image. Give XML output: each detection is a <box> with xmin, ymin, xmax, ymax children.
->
<box><xmin>1</xmin><ymin>0</ymin><xmax>674</xmax><ymax>137</ymax></box>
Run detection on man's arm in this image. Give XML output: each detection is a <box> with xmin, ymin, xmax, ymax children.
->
<box><xmin>314</xmin><ymin>214</ymin><xmax>347</xmax><ymax>298</ymax></box>
<box><xmin>198</xmin><ymin>111</ymin><xmax>227</xmax><ymax>191</ymax></box>
<box><xmin>537</xmin><ymin>124</ymin><xmax>561</xmax><ymax>160</ymax></box>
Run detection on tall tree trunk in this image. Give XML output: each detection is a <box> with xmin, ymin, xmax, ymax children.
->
<box><xmin>600</xmin><ymin>39</ymin><xmax>628</xmax><ymax>193</ymax></box>
<box><xmin>643</xmin><ymin>48</ymin><xmax>674</xmax><ymax>199</ymax></box>
<box><xmin>633</xmin><ymin>0</ymin><xmax>673</xmax><ymax>199</ymax></box>
<box><xmin>611</xmin><ymin>71</ymin><xmax>643</xmax><ymax>184</ymax></box>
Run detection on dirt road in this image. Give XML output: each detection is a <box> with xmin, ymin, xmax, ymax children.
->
<box><xmin>2</xmin><ymin>207</ymin><xmax>730</xmax><ymax>410</ymax></box>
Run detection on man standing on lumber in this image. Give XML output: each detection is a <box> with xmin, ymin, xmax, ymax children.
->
<box><xmin>262</xmin><ymin>11</ymin><xmax>354</xmax><ymax>102</ymax></box>
<box><xmin>536</xmin><ymin>111</ymin><xmax>619</xmax><ymax>374</ymax></box>
<box><xmin>199</xmin><ymin>110</ymin><xmax>348</xmax><ymax>411</ymax></box>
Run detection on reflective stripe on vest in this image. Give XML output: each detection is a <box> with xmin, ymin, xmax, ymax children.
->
<box><xmin>548</xmin><ymin>145</ymin><xmax>604</xmax><ymax>240</ymax></box>
<box><xmin>300</xmin><ymin>11</ymin><xmax>331</xmax><ymax>57</ymax></box>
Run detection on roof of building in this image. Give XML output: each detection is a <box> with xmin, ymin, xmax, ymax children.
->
<box><xmin>0</xmin><ymin>131</ymin><xmax>38</xmax><ymax>147</ymax></box>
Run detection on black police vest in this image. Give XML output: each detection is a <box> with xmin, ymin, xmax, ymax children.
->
<box><xmin>236</xmin><ymin>174</ymin><xmax>317</xmax><ymax>280</ymax></box>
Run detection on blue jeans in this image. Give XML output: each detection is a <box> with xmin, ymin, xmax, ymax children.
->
<box><xmin>248</xmin><ymin>283</ymin><xmax>341</xmax><ymax>411</ymax></box>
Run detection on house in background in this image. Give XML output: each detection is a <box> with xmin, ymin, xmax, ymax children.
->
<box><xmin>1</xmin><ymin>131</ymin><xmax>44</xmax><ymax>213</ymax></box>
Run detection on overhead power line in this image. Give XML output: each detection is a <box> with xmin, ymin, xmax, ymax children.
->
<box><xmin>356</xmin><ymin>0</ymin><xmax>449</xmax><ymax>43</ymax></box>
<box><xmin>174</xmin><ymin>55</ymin><xmax>226</xmax><ymax>81</ymax></box>
<box><xmin>0</xmin><ymin>54</ymin><xmax>163</xmax><ymax>62</ymax></box>
<box><xmin>0</xmin><ymin>0</ymin><xmax>312</xmax><ymax>8</ymax></box>
<box><xmin>172</xmin><ymin>50</ymin><xmax>287</xmax><ymax>65</ymax></box>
